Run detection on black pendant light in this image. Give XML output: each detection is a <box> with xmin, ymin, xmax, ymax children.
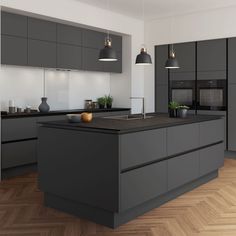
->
<box><xmin>135</xmin><ymin>0</ymin><xmax>152</xmax><ymax>65</ymax></box>
<box><xmin>165</xmin><ymin>45</ymin><xmax>180</xmax><ymax>69</ymax></box>
<box><xmin>98</xmin><ymin>0</ymin><xmax>117</xmax><ymax>62</ymax></box>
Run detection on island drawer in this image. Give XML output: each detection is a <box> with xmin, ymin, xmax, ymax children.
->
<box><xmin>199</xmin><ymin>143</ymin><xmax>224</xmax><ymax>176</ymax></box>
<box><xmin>120</xmin><ymin>128</ymin><xmax>167</xmax><ymax>170</ymax></box>
<box><xmin>199</xmin><ymin>119</ymin><xmax>224</xmax><ymax>146</ymax></box>
<box><xmin>167</xmin><ymin>151</ymin><xmax>199</xmax><ymax>191</ymax></box>
<box><xmin>120</xmin><ymin>161</ymin><xmax>167</xmax><ymax>211</ymax></box>
<box><xmin>2</xmin><ymin>117</ymin><xmax>37</xmax><ymax>142</ymax></box>
<box><xmin>167</xmin><ymin>123</ymin><xmax>199</xmax><ymax>156</ymax></box>
<box><xmin>1</xmin><ymin>140</ymin><xmax>37</xmax><ymax>169</ymax></box>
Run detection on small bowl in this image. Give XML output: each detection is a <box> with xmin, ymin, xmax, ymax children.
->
<box><xmin>66</xmin><ymin>114</ymin><xmax>81</xmax><ymax>123</ymax></box>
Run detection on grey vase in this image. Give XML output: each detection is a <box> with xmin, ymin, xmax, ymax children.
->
<box><xmin>39</xmin><ymin>97</ymin><xmax>50</xmax><ymax>112</ymax></box>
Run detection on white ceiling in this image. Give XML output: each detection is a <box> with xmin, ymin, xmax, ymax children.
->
<box><xmin>76</xmin><ymin>0</ymin><xmax>236</xmax><ymax>20</ymax></box>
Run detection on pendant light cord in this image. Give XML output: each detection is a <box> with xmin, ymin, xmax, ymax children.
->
<box><xmin>43</xmin><ymin>68</ymin><xmax>46</xmax><ymax>97</ymax></box>
<box><xmin>107</xmin><ymin>0</ymin><xmax>110</xmax><ymax>40</ymax></box>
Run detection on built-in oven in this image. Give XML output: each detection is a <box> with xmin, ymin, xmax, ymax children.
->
<box><xmin>197</xmin><ymin>80</ymin><xmax>226</xmax><ymax>111</ymax></box>
<box><xmin>170</xmin><ymin>80</ymin><xmax>196</xmax><ymax>109</ymax></box>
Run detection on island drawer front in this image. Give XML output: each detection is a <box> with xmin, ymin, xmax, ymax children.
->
<box><xmin>167</xmin><ymin>123</ymin><xmax>199</xmax><ymax>156</ymax></box>
<box><xmin>120</xmin><ymin>128</ymin><xmax>167</xmax><ymax>170</ymax></box>
<box><xmin>2</xmin><ymin>117</ymin><xmax>38</xmax><ymax>142</ymax></box>
<box><xmin>199</xmin><ymin>143</ymin><xmax>224</xmax><ymax>176</ymax></box>
<box><xmin>120</xmin><ymin>161</ymin><xmax>167</xmax><ymax>211</ymax></box>
<box><xmin>199</xmin><ymin>119</ymin><xmax>224</xmax><ymax>146</ymax></box>
<box><xmin>2</xmin><ymin>140</ymin><xmax>37</xmax><ymax>169</ymax></box>
<box><xmin>167</xmin><ymin>151</ymin><xmax>199</xmax><ymax>191</ymax></box>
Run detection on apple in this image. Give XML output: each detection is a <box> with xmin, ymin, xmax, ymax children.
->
<box><xmin>81</xmin><ymin>112</ymin><xmax>93</xmax><ymax>123</ymax></box>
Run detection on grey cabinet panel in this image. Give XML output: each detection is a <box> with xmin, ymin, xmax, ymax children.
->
<box><xmin>197</xmin><ymin>39</ymin><xmax>226</xmax><ymax>72</ymax></box>
<box><xmin>2</xmin><ymin>117</ymin><xmax>37</xmax><ymax>142</ymax></box>
<box><xmin>1</xmin><ymin>12</ymin><xmax>27</xmax><ymax>37</ymax></box>
<box><xmin>155</xmin><ymin>45</ymin><xmax>168</xmax><ymax>85</ymax></box>
<box><xmin>170</xmin><ymin>71</ymin><xmax>195</xmax><ymax>81</ymax></box>
<box><xmin>28</xmin><ymin>17</ymin><xmax>57</xmax><ymax>42</ymax></box>
<box><xmin>155</xmin><ymin>85</ymin><xmax>168</xmax><ymax>113</ymax></box>
<box><xmin>1</xmin><ymin>35</ymin><xmax>27</xmax><ymax>66</ymax></box>
<box><xmin>167</xmin><ymin>123</ymin><xmax>199</xmax><ymax>156</ymax></box>
<box><xmin>168</xmin><ymin>151</ymin><xmax>199</xmax><ymax>191</ymax></box>
<box><xmin>57</xmin><ymin>44</ymin><xmax>82</xmax><ymax>69</ymax></box>
<box><xmin>28</xmin><ymin>39</ymin><xmax>57</xmax><ymax>68</ymax></box>
<box><xmin>110</xmin><ymin>34</ymin><xmax>122</xmax><ymax>52</ymax></box>
<box><xmin>82</xmin><ymin>47</ymin><xmax>104</xmax><ymax>72</ymax></box>
<box><xmin>120</xmin><ymin>128</ymin><xmax>167</xmax><ymax>170</ymax></box>
<box><xmin>83</xmin><ymin>29</ymin><xmax>105</xmax><ymax>49</ymax></box>
<box><xmin>199</xmin><ymin>143</ymin><xmax>224</xmax><ymax>176</ymax></box>
<box><xmin>228</xmin><ymin>38</ymin><xmax>236</xmax><ymax>84</ymax></box>
<box><xmin>120</xmin><ymin>161</ymin><xmax>167</xmax><ymax>211</ymax></box>
<box><xmin>57</xmin><ymin>24</ymin><xmax>82</xmax><ymax>46</ymax></box>
<box><xmin>2</xmin><ymin>140</ymin><xmax>37</xmax><ymax>169</ymax></box>
<box><xmin>197</xmin><ymin>71</ymin><xmax>226</xmax><ymax>80</ymax></box>
<box><xmin>103</xmin><ymin>51</ymin><xmax>122</xmax><ymax>73</ymax></box>
<box><xmin>199</xmin><ymin>119</ymin><xmax>224</xmax><ymax>146</ymax></box>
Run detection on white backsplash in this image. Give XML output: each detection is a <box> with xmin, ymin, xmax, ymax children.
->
<box><xmin>0</xmin><ymin>65</ymin><xmax>111</xmax><ymax>111</ymax></box>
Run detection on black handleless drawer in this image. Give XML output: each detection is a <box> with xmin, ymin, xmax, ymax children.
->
<box><xmin>120</xmin><ymin>161</ymin><xmax>167</xmax><ymax>211</ymax></box>
<box><xmin>2</xmin><ymin>140</ymin><xmax>37</xmax><ymax>169</ymax></box>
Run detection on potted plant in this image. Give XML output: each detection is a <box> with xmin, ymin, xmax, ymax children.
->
<box><xmin>168</xmin><ymin>101</ymin><xmax>179</xmax><ymax>118</ymax></box>
<box><xmin>105</xmin><ymin>95</ymin><xmax>113</xmax><ymax>109</ymax></box>
<box><xmin>97</xmin><ymin>97</ymin><xmax>106</xmax><ymax>109</ymax></box>
<box><xmin>177</xmin><ymin>105</ymin><xmax>189</xmax><ymax>118</ymax></box>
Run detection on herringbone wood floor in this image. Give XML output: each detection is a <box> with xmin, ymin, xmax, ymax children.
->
<box><xmin>0</xmin><ymin>159</ymin><xmax>236</xmax><ymax>235</ymax></box>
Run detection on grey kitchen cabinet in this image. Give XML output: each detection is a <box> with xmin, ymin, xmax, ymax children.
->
<box><xmin>155</xmin><ymin>45</ymin><xmax>168</xmax><ymax>85</ymax></box>
<box><xmin>120</xmin><ymin>128</ymin><xmax>167</xmax><ymax>170</ymax></box>
<box><xmin>155</xmin><ymin>84</ymin><xmax>168</xmax><ymax>113</ymax></box>
<box><xmin>82</xmin><ymin>47</ymin><xmax>104</xmax><ymax>72</ymax></box>
<box><xmin>57</xmin><ymin>43</ymin><xmax>82</xmax><ymax>69</ymax></box>
<box><xmin>28</xmin><ymin>17</ymin><xmax>57</xmax><ymax>42</ymax></box>
<box><xmin>1</xmin><ymin>35</ymin><xmax>28</xmax><ymax>66</ymax></box>
<box><xmin>1</xmin><ymin>12</ymin><xmax>27</xmax><ymax>37</ymax></box>
<box><xmin>57</xmin><ymin>24</ymin><xmax>82</xmax><ymax>46</ymax></box>
<box><xmin>167</xmin><ymin>151</ymin><xmax>199</xmax><ymax>191</ymax></box>
<box><xmin>2</xmin><ymin>140</ymin><xmax>37</xmax><ymax>169</ymax></box>
<box><xmin>103</xmin><ymin>51</ymin><xmax>122</xmax><ymax>73</ymax></box>
<box><xmin>28</xmin><ymin>39</ymin><xmax>57</xmax><ymax>68</ymax></box>
<box><xmin>109</xmin><ymin>34</ymin><xmax>122</xmax><ymax>52</ymax></box>
<box><xmin>199</xmin><ymin>143</ymin><xmax>224</xmax><ymax>176</ymax></box>
<box><xmin>82</xmin><ymin>29</ymin><xmax>105</xmax><ymax>49</ymax></box>
<box><xmin>120</xmin><ymin>161</ymin><xmax>167</xmax><ymax>211</ymax></box>
<box><xmin>228</xmin><ymin>38</ymin><xmax>236</xmax><ymax>84</ymax></box>
<box><xmin>197</xmin><ymin>39</ymin><xmax>226</xmax><ymax>79</ymax></box>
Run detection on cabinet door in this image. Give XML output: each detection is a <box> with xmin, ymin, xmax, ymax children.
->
<box><xmin>1</xmin><ymin>35</ymin><xmax>27</xmax><ymax>66</ymax></box>
<box><xmin>155</xmin><ymin>85</ymin><xmax>168</xmax><ymax>113</ymax></box>
<box><xmin>82</xmin><ymin>29</ymin><xmax>105</xmax><ymax>49</ymax></box>
<box><xmin>2</xmin><ymin>140</ymin><xmax>37</xmax><ymax>169</ymax></box>
<box><xmin>1</xmin><ymin>12</ymin><xmax>27</xmax><ymax>37</ymax></box>
<box><xmin>57</xmin><ymin>24</ymin><xmax>82</xmax><ymax>46</ymax></box>
<box><xmin>109</xmin><ymin>34</ymin><xmax>122</xmax><ymax>52</ymax></box>
<box><xmin>57</xmin><ymin>44</ymin><xmax>82</xmax><ymax>69</ymax></box>
<box><xmin>103</xmin><ymin>51</ymin><xmax>122</xmax><ymax>73</ymax></box>
<box><xmin>28</xmin><ymin>39</ymin><xmax>56</xmax><ymax>68</ymax></box>
<box><xmin>228</xmin><ymin>38</ymin><xmax>236</xmax><ymax>84</ymax></box>
<box><xmin>28</xmin><ymin>17</ymin><xmax>57</xmax><ymax>42</ymax></box>
<box><xmin>168</xmin><ymin>151</ymin><xmax>199</xmax><ymax>191</ymax></box>
<box><xmin>197</xmin><ymin>39</ymin><xmax>226</xmax><ymax>73</ymax></box>
<box><xmin>82</xmin><ymin>47</ymin><xmax>104</xmax><ymax>72</ymax></box>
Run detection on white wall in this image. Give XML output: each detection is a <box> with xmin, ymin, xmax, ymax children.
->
<box><xmin>0</xmin><ymin>0</ymin><xmax>145</xmax><ymax>113</ymax></box>
<box><xmin>145</xmin><ymin>5</ymin><xmax>236</xmax><ymax>112</ymax></box>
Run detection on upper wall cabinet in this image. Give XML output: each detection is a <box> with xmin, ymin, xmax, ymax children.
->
<box><xmin>83</xmin><ymin>29</ymin><xmax>105</xmax><ymax>49</ymax></box>
<box><xmin>1</xmin><ymin>12</ymin><xmax>27</xmax><ymax>37</ymax></box>
<box><xmin>228</xmin><ymin>38</ymin><xmax>236</xmax><ymax>84</ymax></box>
<box><xmin>170</xmin><ymin>42</ymin><xmax>195</xmax><ymax>81</ymax></box>
<box><xmin>197</xmin><ymin>39</ymin><xmax>226</xmax><ymax>80</ymax></box>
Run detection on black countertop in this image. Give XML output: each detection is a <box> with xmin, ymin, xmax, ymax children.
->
<box><xmin>1</xmin><ymin>108</ymin><xmax>131</xmax><ymax>119</ymax></box>
<box><xmin>39</xmin><ymin>113</ymin><xmax>223</xmax><ymax>134</ymax></box>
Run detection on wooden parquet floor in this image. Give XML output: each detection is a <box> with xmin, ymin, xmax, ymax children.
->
<box><xmin>1</xmin><ymin>159</ymin><xmax>236</xmax><ymax>236</ymax></box>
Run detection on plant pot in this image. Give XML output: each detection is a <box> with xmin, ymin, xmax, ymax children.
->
<box><xmin>106</xmin><ymin>104</ymin><xmax>112</xmax><ymax>109</ymax></box>
<box><xmin>38</xmin><ymin>97</ymin><xmax>50</xmax><ymax>112</ymax></box>
<box><xmin>99</xmin><ymin>104</ymin><xmax>105</xmax><ymax>109</ymax></box>
<box><xmin>178</xmin><ymin>109</ymin><xmax>188</xmax><ymax>118</ymax></box>
<box><xmin>169</xmin><ymin>109</ymin><xmax>178</xmax><ymax>118</ymax></box>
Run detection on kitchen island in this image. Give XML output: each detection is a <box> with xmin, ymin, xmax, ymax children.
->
<box><xmin>37</xmin><ymin>114</ymin><xmax>224</xmax><ymax>228</ymax></box>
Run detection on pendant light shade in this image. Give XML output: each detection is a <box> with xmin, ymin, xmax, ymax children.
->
<box><xmin>99</xmin><ymin>38</ymin><xmax>117</xmax><ymax>61</ymax></box>
<box><xmin>165</xmin><ymin>49</ymin><xmax>180</xmax><ymax>69</ymax></box>
<box><xmin>135</xmin><ymin>47</ymin><xmax>152</xmax><ymax>65</ymax></box>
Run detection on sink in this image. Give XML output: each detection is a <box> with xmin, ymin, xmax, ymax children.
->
<box><xmin>103</xmin><ymin>114</ymin><xmax>155</xmax><ymax>121</ymax></box>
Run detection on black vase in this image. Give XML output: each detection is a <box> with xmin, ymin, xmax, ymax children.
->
<box><xmin>106</xmin><ymin>104</ymin><xmax>112</xmax><ymax>109</ymax></box>
<box><xmin>169</xmin><ymin>109</ymin><xmax>177</xmax><ymax>118</ymax></box>
<box><xmin>39</xmin><ymin>97</ymin><xmax>50</xmax><ymax>112</ymax></box>
<box><xmin>99</xmin><ymin>104</ymin><xmax>105</xmax><ymax>109</ymax></box>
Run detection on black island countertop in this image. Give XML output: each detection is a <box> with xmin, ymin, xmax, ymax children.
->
<box><xmin>39</xmin><ymin>113</ymin><xmax>223</xmax><ymax>134</ymax></box>
<box><xmin>1</xmin><ymin>108</ymin><xmax>131</xmax><ymax>119</ymax></box>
